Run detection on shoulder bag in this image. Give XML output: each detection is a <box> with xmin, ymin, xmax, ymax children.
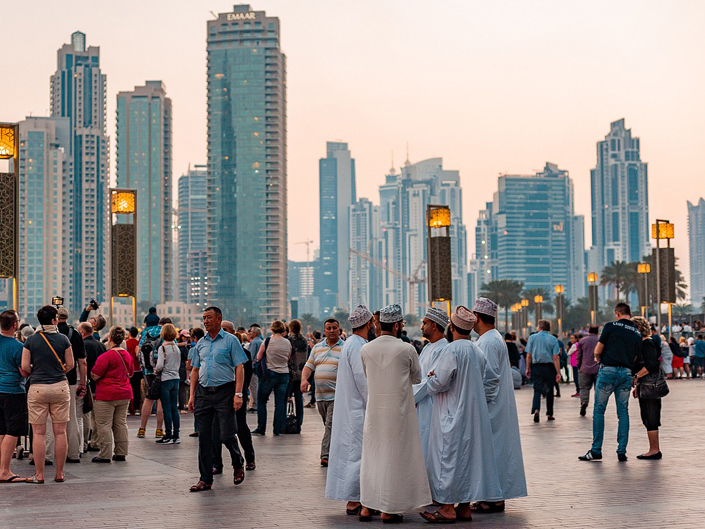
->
<box><xmin>637</xmin><ymin>367</ymin><xmax>670</xmax><ymax>399</ymax></box>
<box><xmin>146</xmin><ymin>346</ymin><xmax>165</xmax><ymax>401</ymax></box>
<box><xmin>253</xmin><ymin>338</ymin><xmax>270</xmax><ymax>380</ymax></box>
<box><xmin>38</xmin><ymin>332</ymin><xmax>67</xmax><ymax>373</ymax></box>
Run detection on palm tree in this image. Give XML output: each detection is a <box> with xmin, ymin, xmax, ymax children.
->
<box><xmin>521</xmin><ymin>287</ymin><xmax>554</xmax><ymax>315</ymax></box>
<box><xmin>600</xmin><ymin>261</ymin><xmax>637</xmax><ymax>302</ymax></box>
<box><xmin>673</xmin><ymin>303</ymin><xmax>694</xmax><ymax>317</ymax></box>
<box><xmin>479</xmin><ymin>279</ymin><xmax>524</xmax><ymax>331</ymax></box>
<box><xmin>299</xmin><ymin>313</ymin><xmax>321</xmax><ymax>333</ymax></box>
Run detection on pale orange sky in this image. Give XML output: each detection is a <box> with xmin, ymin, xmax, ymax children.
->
<box><xmin>3</xmin><ymin>1</ymin><xmax>704</xmax><ymax>296</ymax></box>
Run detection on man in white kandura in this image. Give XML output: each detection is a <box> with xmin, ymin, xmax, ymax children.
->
<box><xmin>413</xmin><ymin>307</ymin><xmax>449</xmax><ymax>463</ymax></box>
<box><xmin>420</xmin><ymin>306</ymin><xmax>502</xmax><ymax>524</ymax></box>
<box><xmin>472</xmin><ymin>297</ymin><xmax>527</xmax><ymax>515</ymax></box>
<box><xmin>325</xmin><ymin>305</ymin><xmax>376</xmax><ymax>518</ymax></box>
<box><xmin>360</xmin><ymin>304</ymin><xmax>431</xmax><ymax>524</ymax></box>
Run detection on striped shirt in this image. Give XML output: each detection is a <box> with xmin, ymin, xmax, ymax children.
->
<box><xmin>305</xmin><ymin>338</ymin><xmax>343</xmax><ymax>402</ymax></box>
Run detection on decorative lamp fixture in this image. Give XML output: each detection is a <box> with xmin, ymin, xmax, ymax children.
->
<box><xmin>427</xmin><ymin>205</ymin><xmax>451</xmax><ymax>228</ymax></box>
<box><xmin>0</xmin><ymin>125</ymin><xmax>15</xmax><ymax>159</ymax></box>
<box><xmin>111</xmin><ymin>190</ymin><xmax>136</xmax><ymax>214</ymax></box>
<box><xmin>651</xmin><ymin>223</ymin><xmax>674</xmax><ymax>240</ymax></box>
<box><xmin>555</xmin><ymin>285</ymin><xmax>564</xmax><ymax>294</ymax></box>
<box><xmin>587</xmin><ymin>272</ymin><xmax>598</xmax><ymax>284</ymax></box>
<box><xmin>534</xmin><ymin>295</ymin><xmax>543</xmax><ymax>304</ymax></box>
<box><xmin>637</xmin><ymin>263</ymin><xmax>651</xmax><ymax>274</ymax></box>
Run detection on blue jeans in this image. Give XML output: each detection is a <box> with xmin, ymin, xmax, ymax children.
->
<box><xmin>591</xmin><ymin>366</ymin><xmax>632</xmax><ymax>455</ymax></box>
<box><xmin>256</xmin><ymin>372</ymin><xmax>289</xmax><ymax>435</ymax></box>
<box><xmin>160</xmin><ymin>379</ymin><xmax>180</xmax><ymax>439</ymax></box>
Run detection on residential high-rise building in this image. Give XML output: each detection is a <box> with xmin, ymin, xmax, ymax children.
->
<box><xmin>16</xmin><ymin>117</ymin><xmax>71</xmax><ymax>322</ymax></box>
<box><xmin>318</xmin><ymin>141</ymin><xmax>356</xmax><ymax>316</ymax></box>
<box><xmin>288</xmin><ymin>260</ymin><xmax>318</xmax><ymax>317</ymax></box>
<box><xmin>116</xmin><ymin>81</ymin><xmax>173</xmax><ymax>305</ymax></box>
<box><xmin>206</xmin><ymin>5</ymin><xmax>287</xmax><ymax>324</ymax></box>
<box><xmin>688</xmin><ymin>198</ymin><xmax>705</xmax><ymax>306</ymax></box>
<box><xmin>348</xmin><ymin>198</ymin><xmax>381</xmax><ymax>310</ymax></box>
<box><xmin>472</xmin><ymin>163</ymin><xmax>585</xmax><ymax>301</ymax></box>
<box><xmin>177</xmin><ymin>165</ymin><xmax>208</xmax><ymax>307</ymax></box>
<box><xmin>377</xmin><ymin>158</ymin><xmax>468</xmax><ymax>315</ymax></box>
<box><xmin>588</xmin><ymin>119</ymin><xmax>649</xmax><ymax>273</ymax></box>
<box><xmin>50</xmin><ymin>31</ymin><xmax>109</xmax><ymax>314</ymax></box>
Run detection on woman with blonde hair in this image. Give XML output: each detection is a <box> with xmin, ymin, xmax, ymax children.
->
<box><xmin>155</xmin><ymin>323</ymin><xmax>181</xmax><ymax>444</ymax></box>
<box><xmin>90</xmin><ymin>326</ymin><xmax>133</xmax><ymax>463</ymax></box>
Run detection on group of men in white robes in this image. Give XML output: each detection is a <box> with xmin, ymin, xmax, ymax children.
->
<box><xmin>325</xmin><ymin>298</ymin><xmax>527</xmax><ymax>524</ymax></box>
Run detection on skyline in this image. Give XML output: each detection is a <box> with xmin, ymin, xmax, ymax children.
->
<box><xmin>2</xmin><ymin>1</ymin><xmax>704</xmax><ymax>294</ymax></box>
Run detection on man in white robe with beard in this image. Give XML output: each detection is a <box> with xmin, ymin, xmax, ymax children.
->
<box><xmin>325</xmin><ymin>305</ymin><xmax>375</xmax><ymax>517</ymax></box>
<box><xmin>360</xmin><ymin>304</ymin><xmax>431</xmax><ymax>524</ymax></box>
<box><xmin>472</xmin><ymin>297</ymin><xmax>527</xmax><ymax>515</ymax></box>
<box><xmin>413</xmin><ymin>307</ymin><xmax>449</xmax><ymax>462</ymax></box>
<box><xmin>420</xmin><ymin>306</ymin><xmax>502</xmax><ymax>524</ymax></box>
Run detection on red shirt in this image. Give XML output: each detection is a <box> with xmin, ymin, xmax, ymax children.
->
<box><xmin>126</xmin><ymin>338</ymin><xmax>141</xmax><ymax>372</ymax></box>
<box><xmin>92</xmin><ymin>348</ymin><xmax>134</xmax><ymax>401</ymax></box>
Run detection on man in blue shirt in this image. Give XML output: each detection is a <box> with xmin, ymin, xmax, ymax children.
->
<box><xmin>187</xmin><ymin>306</ymin><xmax>248</xmax><ymax>492</ymax></box>
<box><xmin>525</xmin><ymin>320</ymin><xmax>561</xmax><ymax>423</ymax></box>
<box><xmin>693</xmin><ymin>334</ymin><xmax>705</xmax><ymax>377</ymax></box>
<box><xmin>0</xmin><ymin>310</ymin><xmax>30</xmax><ymax>482</ymax></box>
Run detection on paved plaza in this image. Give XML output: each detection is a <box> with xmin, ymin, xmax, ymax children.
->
<box><xmin>2</xmin><ymin>379</ymin><xmax>703</xmax><ymax>528</ymax></box>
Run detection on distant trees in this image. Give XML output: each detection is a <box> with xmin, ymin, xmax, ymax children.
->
<box><xmin>599</xmin><ymin>261</ymin><xmax>637</xmax><ymax>302</ymax></box>
<box><xmin>479</xmin><ymin>279</ymin><xmax>524</xmax><ymax>332</ymax></box>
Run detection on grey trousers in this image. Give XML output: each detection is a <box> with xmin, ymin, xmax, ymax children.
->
<box><xmin>579</xmin><ymin>371</ymin><xmax>599</xmax><ymax>407</ymax></box>
<box><xmin>316</xmin><ymin>400</ymin><xmax>334</xmax><ymax>459</ymax></box>
<box><xmin>249</xmin><ymin>375</ymin><xmax>258</xmax><ymax>408</ymax></box>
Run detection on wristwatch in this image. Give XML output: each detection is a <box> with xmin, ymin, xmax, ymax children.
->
<box><xmin>235</xmin><ymin>392</ymin><xmax>243</xmax><ymax>398</ymax></box>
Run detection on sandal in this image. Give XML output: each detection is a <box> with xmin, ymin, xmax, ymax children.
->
<box><xmin>346</xmin><ymin>505</ymin><xmax>362</xmax><ymax>516</ymax></box>
<box><xmin>470</xmin><ymin>501</ymin><xmax>505</xmax><ymax>514</ymax></box>
<box><xmin>382</xmin><ymin>514</ymin><xmax>404</xmax><ymax>524</ymax></box>
<box><xmin>189</xmin><ymin>481</ymin><xmax>212</xmax><ymax>492</ymax></box>
<box><xmin>25</xmin><ymin>475</ymin><xmax>44</xmax><ymax>484</ymax></box>
<box><xmin>0</xmin><ymin>474</ymin><xmax>24</xmax><ymax>483</ymax></box>
<box><xmin>245</xmin><ymin>462</ymin><xmax>256</xmax><ymax>471</ymax></box>
<box><xmin>233</xmin><ymin>467</ymin><xmax>245</xmax><ymax>485</ymax></box>
<box><xmin>54</xmin><ymin>476</ymin><xmax>65</xmax><ymax>483</ymax></box>
<box><xmin>420</xmin><ymin>511</ymin><xmax>456</xmax><ymax>524</ymax></box>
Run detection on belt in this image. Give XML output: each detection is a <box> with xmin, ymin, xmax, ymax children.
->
<box><xmin>201</xmin><ymin>382</ymin><xmax>235</xmax><ymax>393</ymax></box>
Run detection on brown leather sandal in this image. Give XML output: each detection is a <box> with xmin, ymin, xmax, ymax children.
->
<box><xmin>189</xmin><ymin>481</ymin><xmax>212</xmax><ymax>492</ymax></box>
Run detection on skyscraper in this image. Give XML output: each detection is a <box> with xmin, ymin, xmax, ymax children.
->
<box><xmin>116</xmin><ymin>81</ymin><xmax>173</xmax><ymax>305</ymax></box>
<box><xmin>17</xmin><ymin>117</ymin><xmax>71</xmax><ymax>322</ymax></box>
<box><xmin>588</xmin><ymin>119</ymin><xmax>649</xmax><ymax>273</ymax></box>
<box><xmin>206</xmin><ymin>5</ymin><xmax>287</xmax><ymax>324</ymax></box>
<box><xmin>50</xmin><ymin>31</ymin><xmax>109</xmax><ymax>314</ymax></box>
<box><xmin>348</xmin><ymin>197</ymin><xmax>381</xmax><ymax>310</ymax></box>
<box><xmin>688</xmin><ymin>198</ymin><xmax>705</xmax><ymax>306</ymax></box>
<box><xmin>177</xmin><ymin>165</ymin><xmax>208</xmax><ymax>307</ymax></box>
<box><xmin>318</xmin><ymin>141</ymin><xmax>356</xmax><ymax>316</ymax></box>
<box><xmin>472</xmin><ymin>163</ymin><xmax>585</xmax><ymax>301</ymax></box>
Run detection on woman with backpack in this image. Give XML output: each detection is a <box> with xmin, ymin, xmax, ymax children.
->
<box><xmin>155</xmin><ymin>324</ymin><xmax>181</xmax><ymax>444</ymax></box>
<box><xmin>287</xmin><ymin>319</ymin><xmax>310</xmax><ymax>432</ymax></box>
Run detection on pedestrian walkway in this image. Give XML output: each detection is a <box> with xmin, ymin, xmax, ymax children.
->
<box><xmin>2</xmin><ymin>380</ymin><xmax>704</xmax><ymax>528</ymax></box>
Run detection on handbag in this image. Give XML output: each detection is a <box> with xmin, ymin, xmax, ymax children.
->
<box><xmin>83</xmin><ymin>386</ymin><xmax>94</xmax><ymax>414</ymax></box>
<box><xmin>283</xmin><ymin>400</ymin><xmax>300</xmax><ymax>434</ymax></box>
<box><xmin>147</xmin><ymin>374</ymin><xmax>162</xmax><ymax>401</ymax></box>
<box><xmin>253</xmin><ymin>338</ymin><xmax>270</xmax><ymax>380</ymax></box>
<box><xmin>637</xmin><ymin>367</ymin><xmax>670</xmax><ymax>399</ymax></box>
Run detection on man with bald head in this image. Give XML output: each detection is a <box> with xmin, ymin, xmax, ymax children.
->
<box><xmin>221</xmin><ymin>321</ymin><xmax>235</xmax><ymax>334</ymax></box>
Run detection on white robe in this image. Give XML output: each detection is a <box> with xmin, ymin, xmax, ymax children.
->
<box><xmin>413</xmin><ymin>338</ymin><xmax>448</xmax><ymax>463</ymax></box>
<box><xmin>360</xmin><ymin>335</ymin><xmax>432</xmax><ymax>513</ymax></box>
<box><xmin>476</xmin><ymin>329</ymin><xmax>528</xmax><ymax>500</ymax></box>
<box><xmin>326</xmin><ymin>334</ymin><xmax>368</xmax><ymax>502</ymax></box>
<box><xmin>425</xmin><ymin>339</ymin><xmax>503</xmax><ymax>504</ymax></box>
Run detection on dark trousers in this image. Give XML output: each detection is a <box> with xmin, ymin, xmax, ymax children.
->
<box><xmin>129</xmin><ymin>372</ymin><xmax>143</xmax><ymax>414</ymax></box>
<box><xmin>195</xmin><ymin>383</ymin><xmax>241</xmax><ymax>484</ymax></box>
<box><xmin>160</xmin><ymin>379</ymin><xmax>180</xmax><ymax>439</ymax></box>
<box><xmin>213</xmin><ymin>398</ymin><xmax>255</xmax><ymax>467</ymax></box>
<box><xmin>287</xmin><ymin>380</ymin><xmax>304</xmax><ymax>429</ymax></box>
<box><xmin>531</xmin><ymin>363</ymin><xmax>556</xmax><ymax>416</ymax></box>
<box><xmin>178</xmin><ymin>380</ymin><xmax>188</xmax><ymax>410</ymax></box>
<box><xmin>256</xmin><ymin>372</ymin><xmax>289</xmax><ymax>435</ymax></box>
<box><xmin>579</xmin><ymin>371</ymin><xmax>599</xmax><ymax>407</ymax></box>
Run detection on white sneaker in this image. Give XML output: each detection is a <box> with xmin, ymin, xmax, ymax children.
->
<box><xmin>172</xmin><ymin>438</ymin><xmax>180</xmax><ymax>444</ymax></box>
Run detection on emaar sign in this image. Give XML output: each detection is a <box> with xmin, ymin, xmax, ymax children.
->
<box><xmin>227</xmin><ymin>12</ymin><xmax>256</xmax><ymax>21</ymax></box>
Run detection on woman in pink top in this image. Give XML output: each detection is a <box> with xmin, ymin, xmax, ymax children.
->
<box><xmin>568</xmin><ymin>334</ymin><xmax>580</xmax><ymax>397</ymax></box>
<box><xmin>90</xmin><ymin>326</ymin><xmax>134</xmax><ymax>463</ymax></box>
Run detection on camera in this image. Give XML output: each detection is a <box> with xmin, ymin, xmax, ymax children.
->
<box><xmin>89</xmin><ymin>299</ymin><xmax>100</xmax><ymax>310</ymax></box>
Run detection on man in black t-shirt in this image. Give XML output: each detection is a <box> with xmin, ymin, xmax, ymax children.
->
<box><xmin>57</xmin><ymin>308</ymin><xmax>87</xmax><ymax>463</ymax></box>
<box><xmin>579</xmin><ymin>303</ymin><xmax>642</xmax><ymax>462</ymax></box>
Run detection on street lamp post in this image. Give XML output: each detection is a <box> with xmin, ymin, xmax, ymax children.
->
<box><xmin>534</xmin><ymin>295</ymin><xmax>543</xmax><ymax>327</ymax></box>
<box><xmin>426</xmin><ymin>204</ymin><xmax>452</xmax><ymax>315</ymax></box>
<box><xmin>0</xmin><ymin>123</ymin><xmax>20</xmax><ymax>312</ymax></box>
<box><xmin>637</xmin><ymin>263</ymin><xmax>651</xmax><ymax>319</ymax></box>
<box><xmin>588</xmin><ymin>273</ymin><xmax>598</xmax><ymax>326</ymax></box>
<box><xmin>555</xmin><ymin>285</ymin><xmax>565</xmax><ymax>337</ymax></box>
<box><xmin>521</xmin><ymin>298</ymin><xmax>529</xmax><ymax>336</ymax></box>
<box><xmin>652</xmin><ymin>220</ymin><xmax>675</xmax><ymax>339</ymax></box>
<box><xmin>110</xmin><ymin>189</ymin><xmax>138</xmax><ymax>327</ymax></box>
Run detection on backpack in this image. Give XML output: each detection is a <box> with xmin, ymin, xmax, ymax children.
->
<box><xmin>253</xmin><ymin>338</ymin><xmax>270</xmax><ymax>379</ymax></box>
<box><xmin>140</xmin><ymin>330</ymin><xmax>162</xmax><ymax>371</ymax></box>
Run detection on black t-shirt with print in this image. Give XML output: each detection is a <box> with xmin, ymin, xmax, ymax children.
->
<box><xmin>598</xmin><ymin>320</ymin><xmax>643</xmax><ymax>369</ymax></box>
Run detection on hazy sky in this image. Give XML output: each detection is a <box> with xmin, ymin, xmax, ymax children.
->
<box><xmin>3</xmin><ymin>1</ymin><xmax>704</xmax><ymax>292</ymax></box>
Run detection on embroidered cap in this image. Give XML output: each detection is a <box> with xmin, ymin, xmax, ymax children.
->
<box><xmin>425</xmin><ymin>307</ymin><xmax>449</xmax><ymax>329</ymax></box>
<box><xmin>473</xmin><ymin>297</ymin><xmax>498</xmax><ymax>318</ymax></box>
<box><xmin>349</xmin><ymin>305</ymin><xmax>373</xmax><ymax>328</ymax></box>
<box><xmin>451</xmin><ymin>305</ymin><xmax>477</xmax><ymax>331</ymax></box>
<box><xmin>379</xmin><ymin>304</ymin><xmax>403</xmax><ymax>323</ymax></box>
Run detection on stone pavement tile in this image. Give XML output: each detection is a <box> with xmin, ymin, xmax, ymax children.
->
<box><xmin>1</xmin><ymin>379</ymin><xmax>704</xmax><ymax>528</ymax></box>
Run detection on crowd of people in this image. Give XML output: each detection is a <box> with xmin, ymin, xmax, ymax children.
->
<box><xmin>0</xmin><ymin>294</ymin><xmax>686</xmax><ymax>524</ymax></box>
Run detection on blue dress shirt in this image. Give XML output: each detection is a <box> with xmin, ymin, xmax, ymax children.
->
<box><xmin>526</xmin><ymin>331</ymin><xmax>560</xmax><ymax>364</ymax></box>
<box><xmin>191</xmin><ymin>329</ymin><xmax>248</xmax><ymax>388</ymax></box>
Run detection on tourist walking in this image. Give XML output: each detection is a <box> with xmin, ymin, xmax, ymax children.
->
<box><xmin>576</xmin><ymin>326</ymin><xmax>600</xmax><ymax>417</ymax></box>
<box><xmin>568</xmin><ymin>334</ymin><xmax>580</xmax><ymax>397</ymax></box>
<box><xmin>90</xmin><ymin>326</ymin><xmax>134</xmax><ymax>463</ymax></box>
<box><xmin>325</xmin><ymin>306</ymin><xmax>374</xmax><ymax>517</ymax></box>
<box><xmin>22</xmin><ymin>305</ymin><xmax>74</xmax><ymax>484</ymax></box>
<box><xmin>631</xmin><ymin>317</ymin><xmax>665</xmax><ymax>460</ymax></box>
<box><xmin>359</xmin><ymin>304</ymin><xmax>431</xmax><ymax>523</ymax></box>
<box><xmin>525</xmin><ymin>320</ymin><xmax>561</xmax><ymax>422</ymax></box>
<box><xmin>287</xmin><ymin>319</ymin><xmax>309</xmax><ymax>432</ymax></box>
<box><xmin>579</xmin><ymin>303</ymin><xmax>642</xmax><ymax>462</ymax></box>
<box><xmin>246</xmin><ymin>325</ymin><xmax>263</xmax><ymax>413</ymax></box>
<box><xmin>155</xmin><ymin>324</ymin><xmax>181</xmax><ymax>444</ymax></box>
<box><xmin>253</xmin><ymin>320</ymin><xmax>291</xmax><ymax>436</ymax></box>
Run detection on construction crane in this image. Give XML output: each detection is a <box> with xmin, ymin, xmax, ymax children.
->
<box><xmin>349</xmin><ymin>248</ymin><xmax>426</xmax><ymax>315</ymax></box>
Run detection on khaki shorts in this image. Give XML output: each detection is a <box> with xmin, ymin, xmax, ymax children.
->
<box><xmin>27</xmin><ymin>381</ymin><xmax>71</xmax><ymax>425</ymax></box>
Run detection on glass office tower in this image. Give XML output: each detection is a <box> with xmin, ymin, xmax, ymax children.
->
<box><xmin>688</xmin><ymin>198</ymin><xmax>705</xmax><ymax>306</ymax></box>
<box><xmin>206</xmin><ymin>5</ymin><xmax>287</xmax><ymax>324</ymax></box>
<box><xmin>177</xmin><ymin>165</ymin><xmax>208</xmax><ymax>306</ymax></box>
